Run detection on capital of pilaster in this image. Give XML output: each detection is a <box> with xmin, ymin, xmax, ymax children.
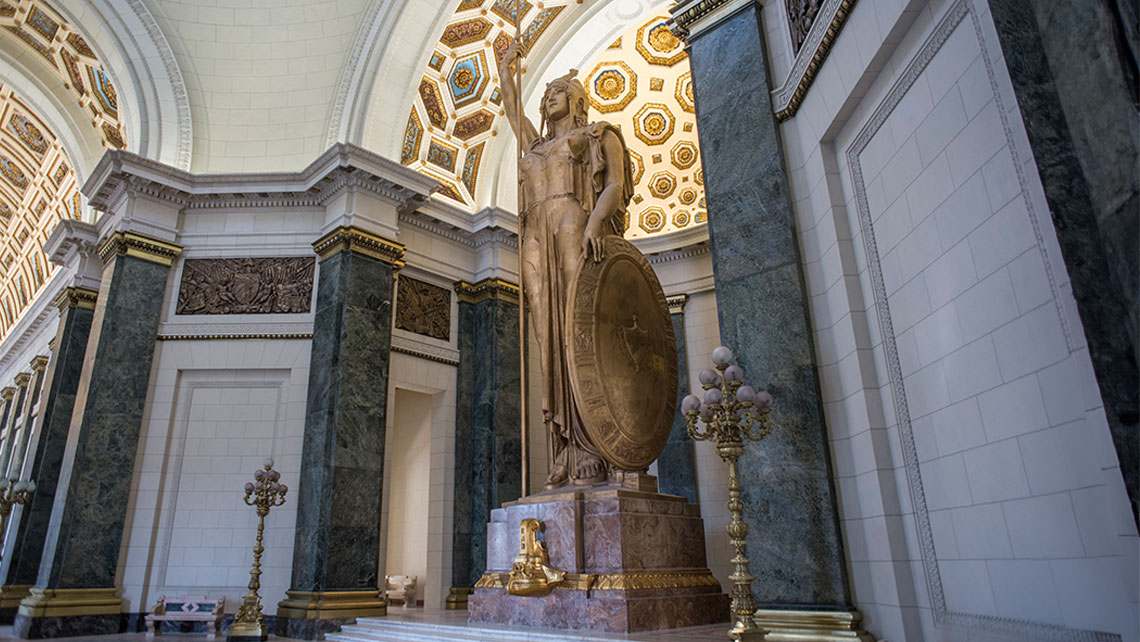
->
<box><xmin>53</xmin><ymin>286</ymin><xmax>99</xmax><ymax>311</ymax></box>
<box><xmin>97</xmin><ymin>231</ymin><xmax>183</xmax><ymax>267</ymax></box>
<box><xmin>667</xmin><ymin>294</ymin><xmax>688</xmax><ymax>315</ymax></box>
<box><xmin>13</xmin><ymin>373</ymin><xmax>29</xmax><ymax>388</ymax></box>
<box><xmin>455</xmin><ymin>278</ymin><xmax>520</xmax><ymax>305</ymax></box>
<box><xmin>30</xmin><ymin>355</ymin><xmax>48</xmax><ymax>372</ymax></box>
<box><xmin>0</xmin><ymin>387</ymin><xmax>14</xmax><ymax>401</ymax></box>
<box><xmin>313</xmin><ymin>226</ymin><xmax>405</xmax><ymax>268</ymax></box>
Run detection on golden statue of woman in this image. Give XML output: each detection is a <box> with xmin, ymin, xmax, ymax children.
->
<box><xmin>500</xmin><ymin>45</ymin><xmax>635</xmax><ymax>489</ymax></box>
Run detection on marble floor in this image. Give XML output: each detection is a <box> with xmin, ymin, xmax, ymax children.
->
<box><xmin>0</xmin><ymin>612</ymin><xmax>734</xmax><ymax>642</ymax></box>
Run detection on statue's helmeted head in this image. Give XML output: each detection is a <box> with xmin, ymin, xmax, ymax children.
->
<box><xmin>539</xmin><ymin>69</ymin><xmax>589</xmax><ymax>139</ymax></box>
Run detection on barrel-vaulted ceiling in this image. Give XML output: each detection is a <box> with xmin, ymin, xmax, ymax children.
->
<box><xmin>0</xmin><ymin>83</ymin><xmax>81</xmax><ymax>337</ymax></box>
<box><xmin>0</xmin><ymin>0</ymin><xmax>125</xmax><ymax>151</ymax></box>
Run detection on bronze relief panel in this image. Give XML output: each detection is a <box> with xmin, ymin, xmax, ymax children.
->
<box><xmin>786</xmin><ymin>0</ymin><xmax>823</xmax><ymax>53</ymax></box>
<box><xmin>176</xmin><ymin>257</ymin><xmax>315</xmax><ymax>315</ymax></box>
<box><xmin>395</xmin><ymin>276</ymin><xmax>451</xmax><ymax>340</ymax></box>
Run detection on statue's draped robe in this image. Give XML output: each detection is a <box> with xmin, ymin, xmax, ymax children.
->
<box><xmin>518</xmin><ymin>122</ymin><xmax>634</xmax><ymax>479</ymax></box>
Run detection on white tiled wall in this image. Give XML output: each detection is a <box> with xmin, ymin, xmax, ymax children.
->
<box><xmin>775</xmin><ymin>0</ymin><xmax>1138</xmax><ymax>640</ymax></box>
<box><xmin>384</xmin><ymin>388</ymin><xmax>433</xmax><ymax>606</ymax></box>
<box><xmin>119</xmin><ymin>340</ymin><xmax>310</xmax><ymax>615</ymax></box>
<box><xmin>384</xmin><ymin>352</ymin><xmax>456</xmax><ymax>611</ymax></box>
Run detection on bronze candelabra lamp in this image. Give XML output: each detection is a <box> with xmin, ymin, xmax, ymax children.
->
<box><xmin>229</xmin><ymin>459</ymin><xmax>287</xmax><ymax>642</ymax></box>
<box><xmin>0</xmin><ymin>476</ymin><xmax>35</xmax><ymax>556</ymax></box>
<box><xmin>682</xmin><ymin>346</ymin><xmax>773</xmax><ymax>642</ymax></box>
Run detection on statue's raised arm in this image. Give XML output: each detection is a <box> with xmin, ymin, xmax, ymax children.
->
<box><xmin>498</xmin><ymin>44</ymin><xmax>539</xmax><ymax>151</ymax></box>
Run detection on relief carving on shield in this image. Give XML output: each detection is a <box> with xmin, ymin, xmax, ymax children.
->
<box><xmin>176</xmin><ymin>257</ymin><xmax>315</xmax><ymax>315</ymax></box>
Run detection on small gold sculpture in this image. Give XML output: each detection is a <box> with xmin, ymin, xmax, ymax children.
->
<box><xmin>506</xmin><ymin>518</ymin><xmax>565</xmax><ymax>597</ymax></box>
<box><xmin>500</xmin><ymin>39</ymin><xmax>677</xmax><ymax>489</ymax></box>
<box><xmin>229</xmin><ymin>459</ymin><xmax>287</xmax><ymax>641</ymax></box>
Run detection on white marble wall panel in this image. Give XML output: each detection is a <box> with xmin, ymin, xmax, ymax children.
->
<box><xmin>384</xmin><ymin>388</ymin><xmax>433</xmax><ymax>606</ymax></box>
<box><xmin>119</xmin><ymin>340</ymin><xmax>310</xmax><ymax>616</ymax></box>
<box><xmin>775</xmin><ymin>0</ymin><xmax>1138</xmax><ymax>640</ymax></box>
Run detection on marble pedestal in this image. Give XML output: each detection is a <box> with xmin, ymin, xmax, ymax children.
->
<box><xmin>468</xmin><ymin>484</ymin><xmax>729</xmax><ymax>633</ymax></box>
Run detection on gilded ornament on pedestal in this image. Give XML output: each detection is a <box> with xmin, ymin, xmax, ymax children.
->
<box><xmin>506</xmin><ymin>518</ymin><xmax>564</xmax><ymax>597</ymax></box>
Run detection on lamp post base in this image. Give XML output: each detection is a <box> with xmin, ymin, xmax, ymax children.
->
<box><xmin>752</xmin><ymin>609</ymin><xmax>875</xmax><ymax>641</ymax></box>
<box><xmin>227</xmin><ymin>620</ymin><xmax>268</xmax><ymax>642</ymax></box>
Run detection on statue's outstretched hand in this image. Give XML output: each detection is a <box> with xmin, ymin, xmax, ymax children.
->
<box><xmin>582</xmin><ymin>224</ymin><xmax>605</xmax><ymax>263</ymax></box>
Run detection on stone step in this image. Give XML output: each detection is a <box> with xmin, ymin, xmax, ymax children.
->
<box><xmin>333</xmin><ymin>616</ymin><xmax>657</xmax><ymax>642</ymax></box>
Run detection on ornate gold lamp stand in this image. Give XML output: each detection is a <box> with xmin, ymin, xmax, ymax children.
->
<box><xmin>0</xmin><ymin>476</ymin><xmax>34</xmax><ymax>555</ymax></box>
<box><xmin>682</xmin><ymin>346</ymin><xmax>773</xmax><ymax>642</ymax></box>
<box><xmin>229</xmin><ymin>459</ymin><xmax>287</xmax><ymax>642</ymax></box>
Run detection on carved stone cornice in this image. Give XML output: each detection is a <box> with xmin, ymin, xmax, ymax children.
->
<box><xmin>771</xmin><ymin>0</ymin><xmax>859</xmax><ymax>121</ymax></box>
<box><xmin>29</xmin><ymin>355</ymin><xmax>49</xmax><ymax>372</ymax></box>
<box><xmin>454</xmin><ymin>278</ymin><xmax>520</xmax><ymax>305</ymax></box>
<box><xmin>83</xmin><ymin>143</ymin><xmax>439</xmax><ymax>214</ymax></box>
<box><xmin>313</xmin><ymin>226</ymin><xmax>405</xmax><ymax>268</ymax></box>
<box><xmin>13</xmin><ymin>373</ymin><xmax>29</xmax><ymax>387</ymax></box>
<box><xmin>667</xmin><ymin>294</ymin><xmax>688</xmax><ymax>315</ymax></box>
<box><xmin>1</xmin><ymin>387</ymin><xmax>14</xmax><ymax>401</ymax></box>
<box><xmin>53</xmin><ymin>287</ymin><xmax>99</xmax><ymax>311</ymax></box>
<box><xmin>669</xmin><ymin>0</ymin><xmax>755</xmax><ymax>40</ymax></box>
<box><xmin>97</xmin><ymin>231</ymin><xmax>183</xmax><ymax>267</ymax></box>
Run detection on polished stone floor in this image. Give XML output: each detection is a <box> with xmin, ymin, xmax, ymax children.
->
<box><xmin>0</xmin><ymin>611</ymin><xmax>734</xmax><ymax>642</ymax></box>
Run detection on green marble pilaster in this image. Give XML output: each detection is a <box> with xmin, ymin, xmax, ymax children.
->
<box><xmin>14</xmin><ymin>233</ymin><xmax>181</xmax><ymax>639</ymax></box>
<box><xmin>0</xmin><ymin>290</ymin><xmax>96</xmax><ymax>622</ymax></box>
<box><xmin>0</xmin><ymin>389</ymin><xmax>15</xmax><ymax>481</ymax></box>
<box><xmin>7</xmin><ymin>359</ymin><xmax>48</xmax><ymax>482</ymax></box>
<box><xmin>657</xmin><ymin>296</ymin><xmax>698</xmax><ymax>504</ymax></box>
<box><xmin>674</xmin><ymin>0</ymin><xmax>852</xmax><ymax>610</ymax></box>
<box><xmin>0</xmin><ymin>378</ymin><xmax>29</xmax><ymax>478</ymax></box>
<box><xmin>276</xmin><ymin>227</ymin><xmax>403</xmax><ymax>640</ymax></box>
<box><xmin>448</xmin><ymin>279</ymin><xmax>522</xmax><ymax>609</ymax></box>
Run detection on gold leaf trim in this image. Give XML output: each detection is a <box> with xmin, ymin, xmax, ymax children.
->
<box><xmin>313</xmin><ymin>226</ymin><xmax>405</xmax><ymax>267</ymax></box>
<box><xmin>475</xmin><ymin>569</ymin><xmax>720</xmax><ymax>592</ymax></box>
<box><xmin>97</xmin><ymin>232</ymin><xmax>183</xmax><ymax>266</ymax></box>
<box><xmin>454</xmin><ymin>277</ymin><xmax>519</xmax><ymax>304</ymax></box>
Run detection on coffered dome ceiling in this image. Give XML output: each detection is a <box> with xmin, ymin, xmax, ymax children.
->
<box><xmin>400</xmin><ymin>2</ymin><xmax>705</xmax><ymax>239</ymax></box>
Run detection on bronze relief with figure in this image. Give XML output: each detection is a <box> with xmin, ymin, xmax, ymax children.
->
<box><xmin>499</xmin><ymin>43</ymin><xmax>677</xmax><ymax>489</ymax></box>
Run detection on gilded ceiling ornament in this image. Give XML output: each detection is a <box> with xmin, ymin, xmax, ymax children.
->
<box><xmin>87</xmin><ymin>67</ymin><xmax>119</xmax><ymax>117</ymax></box>
<box><xmin>453</xmin><ymin>109</ymin><xmax>494</xmax><ymax>140</ymax></box>
<box><xmin>52</xmin><ymin>162</ymin><xmax>68</xmax><ymax>185</ymax></box>
<box><xmin>633</xmin><ymin>102</ymin><xmax>674</xmax><ymax>145</ymax></box>
<box><xmin>461</xmin><ymin>142</ymin><xmax>485</xmax><ymax>196</ymax></box>
<box><xmin>635</xmin><ymin>19</ymin><xmax>686</xmax><ymax>66</ymax></box>
<box><xmin>0</xmin><ymin>3</ymin><xmax>13</xmax><ymax>18</ymax></box>
<box><xmin>639</xmin><ymin>206</ymin><xmax>665</xmax><ymax>233</ymax></box>
<box><xmin>401</xmin><ymin>110</ymin><xmax>424</xmax><ymax>165</ymax></box>
<box><xmin>587</xmin><ymin>61</ymin><xmax>637</xmax><ymax>113</ymax></box>
<box><xmin>101</xmin><ymin>123</ymin><xmax>124</xmax><ymax>148</ymax></box>
<box><xmin>448</xmin><ymin>52</ymin><xmax>489</xmax><ymax>108</ymax></box>
<box><xmin>440</xmin><ymin>17</ymin><xmax>494</xmax><ymax>48</ymax></box>
<box><xmin>628</xmin><ymin>148</ymin><xmax>644</xmax><ymax>183</ymax></box>
<box><xmin>419</xmin><ymin>78</ymin><xmax>448</xmax><ymax>129</ymax></box>
<box><xmin>675</xmin><ymin>72</ymin><xmax>695</xmax><ymax>113</ymax></box>
<box><xmin>670</xmin><ymin>139</ymin><xmax>697</xmax><ymax>169</ymax></box>
<box><xmin>61</xmin><ymin>50</ymin><xmax>85</xmax><ymax>94</ymax></box>
<box><xmin>427</xmin><ymin>138</ymin><xmax>459</xmax><ymax>172</ymax></box>
<box><xmin>0</xmin><ymin>157</ymin><xmax>28</xmax><ymax>191</ymax></box>
<box><xmin>672</xmin><ymin>209</ymin><xmax>690</xmax><ymax>227</ymax></box>
<box><xmin>491</xmin><ymin>0</ymin><xmax>533</xmax><ymax>24</ymax></box>
<box><xmin>649</xmin><ymin>77</ymin><xmax>664</xmax><ymax>91</ymax></box>
<box><xmin>678</xmin><ymin>187</ymin><xmax>697</xmax><ymax>205</ymax></box>
<box><xmin>648</xmin><ymin>171</ymin><xmax>676</xmax><ymax>198</ymax></box>
<box><xmin>66</xmin><ymin>33</ymin><xmax>94</xmax><ymax>57</ymax></box>
<box><xmin>9</xmin><ymin>114</ymin><xmax>47</xmax><ymax>155</ymax></box>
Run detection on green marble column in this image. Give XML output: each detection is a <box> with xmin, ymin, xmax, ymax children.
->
<box><xmin>276</xmin><ymin>227</ymin><xmax>404</xmax><ymax>640</ymax></box>
<box><xmin>0</xmin><ymin>389</ymin><xmax>16</xmax><ymax>482</ymax></box>
<box><xmin>447</xmin><ymin>278</ymin><xmax>522</xmax><ymax>610</ymax></box>
<box><xmin>0</xmin><ymin>377</ymin><xmax>29</xmax><ymax>478</ymax></box>
<box><xmin>14</xmin><ymin>233</ymin><xmax>181</xmax><ymax>639</ymax></box>
<box><xmin>672</xmin><ymin>1</ymin><xmax>869</xmax><ymax>638</ymax></box>
<box><xmin>657</xmin><ymin>295</ymin><xmax>698</xmax><ymax>504</ymax></box>
<box><xmin>0</xmin><ymin>289</ymin><xmax>96</xmax><ymax>622</ymax></box>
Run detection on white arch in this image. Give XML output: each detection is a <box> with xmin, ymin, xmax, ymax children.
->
<box><xmin>53</xmin><ymin>0</ymin><xmax>193</xmax><ymax>170</ymax></box>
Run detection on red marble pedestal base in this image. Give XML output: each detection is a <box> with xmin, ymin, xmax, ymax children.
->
<box><xmin>467</xmin><ymin>485</ymin><xmax>730</xmax><ymax>633</ymax></box>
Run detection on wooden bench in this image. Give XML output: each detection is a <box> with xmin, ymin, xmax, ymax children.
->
<box><xmin>145</xmin><ymin>595</ymin><xmax>225</xmax><ymax>638</ymax></box>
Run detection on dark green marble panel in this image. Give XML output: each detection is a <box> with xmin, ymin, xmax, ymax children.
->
<box><xmin>657</xmin><ymin>312</ymin><xmax>697</xmax><ymax>504</ymax></box>
<box><xmin>686</xmin><ymin>3</ymin><xmax>850</xmax><ymax>608</ymax></box>
<box><xmin>2</xmin><ymin>305</ymin><xmax>93</xmax><ymax>606</ymax></box>
<box><xmin>451</xmin><ymin>296</ymin><xmax>521</xmax><ymax>590</ymax></box>
<box><xmin>31</xmin><ymin>255</ymin><xmax>168</xmax><ymax>591</ymax></box>
<box><xmin>286</xmin><ymin>250</ymin><xmax>396</xmax><ymax>593</ymax></box>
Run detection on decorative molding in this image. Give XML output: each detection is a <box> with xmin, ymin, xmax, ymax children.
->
<box><xmin>156</xmin><ymin>321</ymin><xmax>314</xmax><ymax>337</ymax></box>
<box><xmin>324</xmin><ymin>0</ymin><xmax>386</xmax><ymax>147</ymax></box>
<box><xmin>53</xmin><ymin>286</ymin><xmax>97</xmax><ymax>311</ymax></box>
<box><xmin>0</xmin><ymin>387</ymin><xmax>14</xmax><ymax>401</ymax></box>
<box><xmin>645</xmin><ymin>241</ymin><xmax>710</xmax><ymax>264</ymax></box>
<box><xmin>29</xmin><ymin>355</ymin><xmax>48</xmax><ymax>371</ymax></box>
<box><xmin>454</xmin><ymin>278</ymin><xmax>519</xmax><ymax>305</ymax></box>
<box><xmin>176</xmin><ymin>257</ymin><xmax>315</xmax><ymax>315</ymax></box>
<box><xmin>666</xmin><ymin>294</ymin><xmax>687</xmax><ymax>314</ymax></box>
<box><xmin>156</xmin><ymin>333</ymin><xmax>312</xmax><ymax>342</ymax></box>
<box><xmin>844</xmin><ymin>1</ymin><xmax>1108</xmax><ymax>640</ymax></box>
<box><xmin>13</xmin><ymin>372</ymin><xmax>29</xmax><ymax>387</ymax></box>
<box><xmin>391</xmin><ymin>333</ymin><xmax>459</xmax><ymax>366</ymax></box>
<box><xmin>770</xmin><ymin>0</ymin><xmax>858</xmax><ymax>121</ymax></box>
<box><xmin>395</xmin><ymin>276</ymin><xmax>450</xmax><ymax>341</ymax></box>
<box><xmin>312</xmin><ymin>226</ymin><xmax>405</xmax><ymax>267</ymax></box>
<box><xmin>122</xmin><ymin>0</ymin><xmax>193</xmax><ymax>169</ymax></box>
<box><xmin>97</xmin><ymin>231</ymin><xmax>182</xmax><ymax>266</ymax></box>
<box><xmin>669</xmin><ymin>0</ymin><xmax>755</xmax><ymax>41</ymax></box>
<box><xmin>475</xmin><ymin>569</ymin><xmax>720</xmax><ymax>591</ymax></box>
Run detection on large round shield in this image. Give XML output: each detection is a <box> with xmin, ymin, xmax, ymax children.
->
<box><xmin>565</xmin><ymin>236</ymin><xmax>678</xmax><ymax>471</ymax></box>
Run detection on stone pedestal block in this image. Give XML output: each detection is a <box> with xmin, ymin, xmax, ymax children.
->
<box><xmin>468</xmin><ymin>486</ymin><xmax>729</xmax><ymax>633</ymax></box>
